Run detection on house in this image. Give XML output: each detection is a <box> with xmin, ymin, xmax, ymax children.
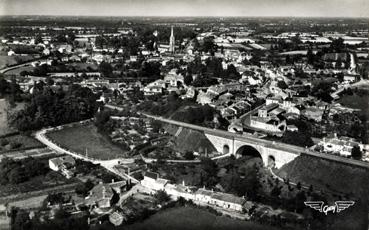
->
<box><xmin>343</xmin><ymin>74</ymin><xmax>359</xmax><ymax>83</ymax></box>
<box><xmin>182</xmin><ymin>87</ymin><xmax>196</xmax><ymax>99</ymax></box>
<box><xmin>84</xmin><ymin>181</ymin><xmax>126</xmax><ymax>208</ymax></box>
<box><xmin>143</xmin><ymin>80</ymin><xmax>166</xmax><ymax>95</ymax></box>
<box><xmin>286</xmin><ymin>125</ymin><xmax>298</xmax><ymax>132</ymax></box>
<box><xmin>249</xmin><ymin>103</ymin><xmax>287</xmax><ymax>135</ymax></box>
<box><xmin>7</xmin><ymin>50</ymin><xmax>15</xmax><ymax>56</ymax></box>
<box><xmin>301</xmin><ymin>107</ymin><xmax>324</xmax><ymax>122</ymax></box>
<box><xmin>140</xmin><ymin>172</ymin><xmax>169</xmax><ymax>191</ymax></box>
<box><xmin>319</xmin><ymin>134</ymin><xmax>364</xmax><ymax>157</ymax></box>
<box><xmin>109</xmin><ymin>211</ymin><xmax>125</xmax><ymax>226</ymax></box>
<box><xmin>164</xmin><ymin>69</ymin><xmax>184</xmax><ymax>87</ymax></box>
<box><xmin>57</xmin><ymin>44</ymin><xmax>73</xmax><ymax>54</ymax></box>
<box><xmin>194</xmin><ymin>188</ymin><xmax>245</xmax><ymax>212</ymax></box>
<box><xmin>194</xmin><ymin>188</ymin><xmax>214</xmax><ymax>204</ymax></box>
<box><xmin>196</xmin><ymin>90</ymin><xmax>214</xmax><ymax>105</ymax></box>
<box><xmin>165</xmin><ymin>182</ymin><xmax>196</xmax><ymax>201</ymax></box>
<box><xmin>49</xmin><ymin>156</ymin><xmax>76</xmax><ymax>178</ymax></box>
<box><xmin>210</xmin><ymin>192</ymin><xmax>245</xmax><ymax>212</ymax></box>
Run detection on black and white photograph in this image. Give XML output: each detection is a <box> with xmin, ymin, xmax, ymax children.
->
<box><xmin>0</xmin><ymin>0</ymin><xmax>368</xmax><ymax>229</ymax></box>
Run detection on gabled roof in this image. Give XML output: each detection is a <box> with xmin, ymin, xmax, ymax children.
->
<box><xmin>211</xmin><ymin>192</ymin><xmax>245</xmax><ymax>205</ymax></box>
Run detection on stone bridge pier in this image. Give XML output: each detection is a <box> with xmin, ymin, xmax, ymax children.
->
<box><xmin>205</xmin><ymin>133</ymin><xmax>299</xmax><ymax>169</ymax></box>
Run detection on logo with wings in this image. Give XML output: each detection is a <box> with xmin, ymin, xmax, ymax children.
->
<box><xmin>304</xmin><ymin>201</ymin><xmax>355</xmax><ymax>215</ymax></box>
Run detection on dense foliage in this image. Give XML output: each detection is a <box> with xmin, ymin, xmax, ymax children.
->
<box><xmin>0</xmin><ymin>157</ymin><xmax>48</xmax><ymax>185</ymax></box>
<box><xmin>9</xmin><ymin>84</ymin><xmax>99</xmax><ymax>131</ymax></box>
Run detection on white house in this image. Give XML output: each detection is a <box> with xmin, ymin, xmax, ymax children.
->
<box><xmin>49</xmin><ymin>156</ymin><xmax>76</xmax><ymax>178</ymax></box>
<box><xmin>141</xmin><ymin>172</ymin><xmax>169</xmax><ymax>191</ymax></box>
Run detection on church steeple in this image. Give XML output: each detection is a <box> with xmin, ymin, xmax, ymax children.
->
<box><xmin>169</xmin><ymin>26</ymin><xmax>175</xmax><ymax>53</ymax></box>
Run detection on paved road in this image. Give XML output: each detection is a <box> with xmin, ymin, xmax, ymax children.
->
<box><xmin>34</xmin><ymin>127</ymin><xmax>140</xmax><ymax>183</ymax></box>
<box><xmin>0</xmin><ymin>59</ymin><xmax>45</xmax><ymax>74</ymax></box>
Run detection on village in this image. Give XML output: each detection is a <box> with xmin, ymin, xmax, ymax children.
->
<box><xmin>0</xmin><ymin>16</ymin><xmax>369</xmax><ymax>230</ymax></box>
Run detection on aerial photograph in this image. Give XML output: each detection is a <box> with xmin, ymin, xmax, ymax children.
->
<box><xmin>0</xmin><ymin>0</ymin><xmax>368</xmax><ymax>229</ymax></box>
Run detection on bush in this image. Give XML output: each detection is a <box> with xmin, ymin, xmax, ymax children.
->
<box><xmin>9</xmin><ymin>141</ymin><xmax>22</xmax><ymax>149</ymax></box>
<box><xmin>154</xmin><ymin>190</ymin><xmax>171</xmax><ymax>203</ymax></box>
<box><xmin>0</xmin><ymin>139</ymin><xmax>9</xmax><ymax>146</ymax></box>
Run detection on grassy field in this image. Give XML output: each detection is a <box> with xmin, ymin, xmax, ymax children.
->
<box><xmin>47</xmin><ymin>124</ymin><xmax>127</xmax><ymax>160</ymax></box>
<box><xmin>124</xmin><ymin>206</ymin><xmax>281</xmax><ymax>230</ymax></box>
<box><xmin>339</xmin><ymin>93</ymin><xmax>369</xmax><ymax>119</ymax></box>
<box><xmin>165</xmin><ymin>125</ymin><xmax>216</xmax><ymax>154</ymax></box>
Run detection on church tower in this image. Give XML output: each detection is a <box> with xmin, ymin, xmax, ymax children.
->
<box><xmin>169</xmin><ymin>26</ymin><xmax>175</xmax><ymax>53</ymax></box>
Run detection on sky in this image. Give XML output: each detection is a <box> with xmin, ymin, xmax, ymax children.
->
<box><xmin>0</xmin><ymin>0</ymin><xmax>368</xmax><ymax>18</ymax></box>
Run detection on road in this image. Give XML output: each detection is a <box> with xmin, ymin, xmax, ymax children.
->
<box><xmin>34</xmin><ymin>127</ymin><xmax>140</xmax><ymax>183</ymax></box>
<box><xmin>0</xmin><ymin>59</ymin><xmax>45</xmax><ymax>74</ymax></box>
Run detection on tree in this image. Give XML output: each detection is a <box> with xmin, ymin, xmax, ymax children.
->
<box><xmin>184</xmin><ymin>74</ymin><xmax>193</xmax><ymax>85</ymax></box>
<box><xmin>98</xmin><ymin>61</ymin><xmax>113</xmax><ymax>77</ymax></box>
<box><xmin>184</xmin><ymin>151</ymin><xmax>195</xmax><ymax>160</ymax></box>
<box><xmin>296</xmin><ymin>182</ymin><xmax>302</xmax><ymax>190</ymax></box>
<box><xmin>271</xmin><ymin>186</ymin><xmax>281</xmax><ymax>198</ymax></box>
<box><xmin>54</xmin><ymin>208</ymin><xmax>71</xmax><ymax>219</ymax></box>
<box><xmin>277</xmin><ymin>80</ymin><xmax>288</xmax><ymax>90</ymax></box>
<box><xmin>151</xmin><ymin>120</ymin><xmax>162</xmax><ymax>133</ymax></box>
<box><xmin>12</xmin><ymin>209</ymin><xmax>31</xmax><ymax>230</ymax></box>
<box><xmin>10</xmin><ymin>85</ymin><xmax>98</xmax><ymax>131</ymax></box>
<box><xmin>226</xmin><ymin>64</ymin><xmax>240</xmax><ymax>79</ymax></box>
<box><xmin>295</xmin><ymin>191</ymin><xmax>306</xmax><ymax>213</ymax></box>
<box><xmin>351</xmin><ymin>145</ymin><xmax>362</xmax><ymax>160</ymax></box>
<box><xmin>75</xmin><ymin>180</ymin><xmax>94</xmax><ymax>197</ymax></box>
<box><xmin>202</xmin><ymin>36</ymin><xmax>216</xmax><ymax>55</ymax></box>
<box><xmin>8</xmin><ymin>167</ymin><xmax>26</xmax><ymax>184</ymax></box>
<box><xmin>154</xmin><ymin>190</ymin><xmax>170</xmax><ymax>203</ymax></box>
<box><xmin>281</xmin><ymin>131</ymin><xmax>314</xmax><ymax>147</ymax></box>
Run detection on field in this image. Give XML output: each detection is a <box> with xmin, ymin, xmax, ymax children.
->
<box><xmin>47</xmin><ymin>124</ymin><xmax>128</xmax><ymax>160</ymax></box>
<box><xmin>164</xmin><ymin>125</ymin><xmax>216</xmax><ymax>154</ymax></box>
<box><xmin>124</xmin><ymin>206</ymin><xmax>281</xmax><ymax>230</ymax></box>
<box><xmin>339</xmin><ymin>91</ymin><xmax>369</xmax><ymax>119</ymax></box>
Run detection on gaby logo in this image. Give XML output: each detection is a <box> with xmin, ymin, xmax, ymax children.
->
<box><xmin>304</xmin><ymin>201</ymin><xmax>355</xmax><ymax>215</ymax></box>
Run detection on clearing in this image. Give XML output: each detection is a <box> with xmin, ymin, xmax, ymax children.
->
<box><xmin>46</xmin><ymin>123</ymin><xmax>128</xmax><ymax>160</ymax></box>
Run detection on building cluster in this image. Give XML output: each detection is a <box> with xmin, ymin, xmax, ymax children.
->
<box><xmin>141</xmin><ymin>172</ymin><xmax>246</xmax><ymax>212</ymax></box>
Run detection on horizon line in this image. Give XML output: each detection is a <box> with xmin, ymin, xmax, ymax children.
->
<box><xmin>1</xmin><ymin>14</ymin><xmax>369</xmax><ymax>19</ymax></box>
